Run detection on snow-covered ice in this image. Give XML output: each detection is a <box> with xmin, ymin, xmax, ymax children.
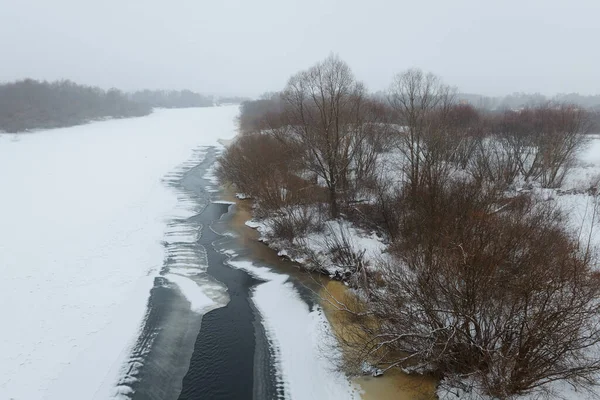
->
<box><xmin>163</xmin><ymin>273</ymin><xmax>218</xmax><ymax>314</ymax></box>
<box><xmin>227</xmin><ymin>259</ymin><xmax>362</xmax><ymax>400</ymax></box>
<box><xmin>0</xmin><ymin>106</ymin><xmax>238</xmax><ymax>400</ymax></box>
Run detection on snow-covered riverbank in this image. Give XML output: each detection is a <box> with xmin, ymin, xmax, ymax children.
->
<box><xmin>0</xmin><ymin>107</ymin><xmax>238</xmax><ymax>399</ymax></box>
<box><xmin>235</xmin><ymin>134</ymin><xmax>600</xmax><ymax>400</ymax></box>
<box><xmin>225</xmin><ymin>257</ymin><xmax>362</xmax><ymax>399</ymax></box>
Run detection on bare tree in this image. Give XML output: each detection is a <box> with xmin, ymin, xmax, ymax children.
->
<box><xmin>348</xmin><ymin>98</ymin><xmax>394</xmax><ymax>198</ymax></box>
<box><xmin>237</xmin><ymin>92</ymin><xmax>284</xmax><ymax>134</ymax></box>
<box><xmin>496</xmin><ymin>105</ymin><xmax>591</xmax><ymax>188</ymax></box>
<box><xmin>0</xmin><ymin>79</ymin><xmax>150</xmax><ymax>132</ymax></box>
<box><xmin>388</xmin><ymin>69</ymin><xmax>456</xmax><ymax>195</ymax></box>
<box><xmin>275</xmin><ymin>55</ymin><xmax>376</xmax><ymax>218</ymax></box>
<box><xmin>445</xmin><ymin>103</ymin><xmax>483</xmax><ymax>169</ymax></box>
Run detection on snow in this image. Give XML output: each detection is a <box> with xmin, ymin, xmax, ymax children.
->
<box><xmin>295</xmin><ymin>220</ymin><xmax>387</xmax><ymax>275</ymax></box>
<box><xmin>211</xmin><ymin>200</ymin><xmax>235</xmax><ymax>205</ymax></box>
<box><xmin>163</xmin><ymin>274</ymin><xmax>219</xmax><ymax>314</ymax></box>
<box><xmin>245</xmin><ymin>211</ymin><xmax>386</xmax><ymax>277</ymax></box>
<box><xmin>581</xmin><ymin>134</ymin><xmax>600</xmax><ymax>165</ymax></box>
<box><xmin>561</xmin><ymin>134</ymin><xmax>600</xmax><ymax>190</ymax></box>
<box><xmin>0</xmin><ymin>106</ymin><xmax>239</xmax><ymax>400</ymax></box>
<box><xmin>547</xmin><ymin>135</ymin><xmax>600</xmax><ymax>257</ymax></box>
<box><xmin>245</xmin><ymin>219</ymin><xmax>265</xmax><ymax>229</ymax></box>
<box><xmin>226</xmin><ymin>259</ymin><xmax>362</xmax><ymax>400</ymax></box>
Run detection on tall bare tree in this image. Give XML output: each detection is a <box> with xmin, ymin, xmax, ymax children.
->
<box><xmin>388</xmin><ymin>69</ymin><xmax>456</xmax><ymax>195</ymax></box>
<box><xmin>275</xmin><ymin>55</ymin><xmax>373</xmax><ymax>218</ymax></box>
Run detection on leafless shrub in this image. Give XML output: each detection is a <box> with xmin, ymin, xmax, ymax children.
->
<box><xmin>322</xmin><ymin>222</ymin><xmax>367</xmax><ymax>282</ymax></box>
<box><xmin>238</xmin><ymin>92</ymin><xmax>284</xmax><ymax>134</ymax></box>
<box><xmin>445</xmin><ymin>104</ymin><xmax>483</xmax><ymax>169</ymax></box>
<box><xmin>270</xmin><ymin>54</ymin><xmax>385</xmax><ymax>218</ymax></box>
<box><xmin>371</xmin><ymin>180</ymin><xmax>404</xmax><ymax>241</ymax></box>
<box><xmin>495</xmin><ymin>104</ymin><xmax>591</xmax><ymax>188</ymax></box>
<box><xmin>217</xmin><ymin>133</ymin><xmax>308</xmax><ymax>210</ymax></box>
<box><xmin>268</xmin><ymin>204</ymin><xmax>325</xmax><ymax>243</ymax></box>
<box><xmin>468</xmin><ymin>137</ymin><xmax>520</xmax><ymax>189</ymax></box>
<box><xmin>342</xmin><ymin>178</ymin><xmax>600</xmax><ymax>399</ymax></box>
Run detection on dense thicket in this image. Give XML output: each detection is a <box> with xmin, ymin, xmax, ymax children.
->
<box><xmin>220</xmin><ymin>55</ymin><xmax>600</xmax><ymax>398</ymax></box>
<box><xmin>237</xmin><ymin>93</ymin><xmax>283</xmax><ymax>134</ymax></box>
<box><xmin>0</xmin><ymin>79</ymin><xmax>151</xmax><ymax>132</ymax></box>
<box><xmin>354</xmin><ymin>180</ymin><xmax>600</xmax><ymax>398</ymax></box>
<box><xmin>129</xmin><ymin>89</ymin><xmax>213</xmax><ymax>108</ymax></box>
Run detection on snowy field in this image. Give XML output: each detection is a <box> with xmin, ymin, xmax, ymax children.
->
<box><xmin>0</xmin><ymin>106</ymin><xmax>238</xmax><ymax>400</ymax></box>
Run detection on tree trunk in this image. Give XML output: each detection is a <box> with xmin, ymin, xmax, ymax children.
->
<box><xmin>329</xmin><ymin>184</ymin><xmax>339</xmax><ymax>219</ymax></box>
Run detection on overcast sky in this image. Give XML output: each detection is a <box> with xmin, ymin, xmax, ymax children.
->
<box><xmin>1</xmin><ymin>0</ymin><xmax>598</xmax><ymax>97</ymax></box>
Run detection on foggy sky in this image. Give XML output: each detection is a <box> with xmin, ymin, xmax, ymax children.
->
<box><xmin>1</xmin><ymin>0</ymin><xmax>598</xmax><ymax>97</ymax></box>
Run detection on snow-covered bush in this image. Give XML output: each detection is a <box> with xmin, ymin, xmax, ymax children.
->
<box><xmin>320</xmin><ymin>222</ymin><xmax>368</xmax><ymax>282</ymax></box>
<box><xmin>346</xmin><ymin>178</ymin><xmax>600</xmax><ymax>399</ymax></box>
<box><xmin>267</xmin><ymin>204</ymin><xmax>325</xmax><ymax>242</ymax></box>
<box><xmin>228</xmin><ymin>57</ymin><xmax>600</xmax><ymax>399</ymax></box>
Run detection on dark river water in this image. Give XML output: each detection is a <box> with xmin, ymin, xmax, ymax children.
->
<box><xmin>117</xmin><ymin>147</ymin><xmax>281</xmax><ymax>400</ymax></box>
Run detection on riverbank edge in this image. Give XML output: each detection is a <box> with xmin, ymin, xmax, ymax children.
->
<box><xmin>219</xmin><ymin>185</ymin><xmax>438</xmax><ymax>400</ymax></box>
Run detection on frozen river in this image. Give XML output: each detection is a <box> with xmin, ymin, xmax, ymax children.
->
<box><xmin>0</xmin><ymin>106</ymin><xmax>360</xmax><ymax>400</ymax></box>
<box><xmin>0</xmin><ymin>107</ymin><xmax>237</xmax><ymax>399</ymax></box>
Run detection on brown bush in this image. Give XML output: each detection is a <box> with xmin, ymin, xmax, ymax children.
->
<box><xmin>445</xmin><ymin>104</ymin><xmax>483</xmax><ymax>170</ymax></box>
<box><xmin>237</xmin><ymin>93</ymin><xmax>284</xmax><ymax>134</ymax></box>
<box><xmin>468</xmin><ymin>137</ymin><xmax>520</xmax><ymax>189</ymax></box>
<box><xmin>217</xmin><ymin>133</ymin><xmax>302</xmax><ymax>208</ymax></box>
<box><xmin>345</xmin><ymin>178</ymin><xmax>600</xmax><ymax>398</ymax></box>
<box><xmin>268</xmin><ymin>204</ymin><xmax>325</xmax><ymax>243</ymax></box>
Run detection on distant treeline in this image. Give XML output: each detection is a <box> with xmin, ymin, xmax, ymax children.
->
<box><xmin>449</xmin><ymin>92</ymin><xmax>600</xmax><ymax>132</ymax></box>
<box><xmin>456</xmin><ymin>92</ymin><xmax>600</xmax><ymax>111</ymax></box>
<box><xmin>0</xmin><ymin>80</ymin><xmax>238</xmax><ymax>133</ymax></box>
<box><xmin>0</xmin><ymin>79</ymin><xmax>151</xmax><ymax>133</ymax></box>
<box><xmin>216</xmin><ymin>95</ymin><xmax>251</xmax><ymax>105</ymax></box>
<box><xmin>129</xmin><ymin>89</ymin><xmax>213</xmax><ymax>108</ymax></box>
<box><xmin>368</xmin><ymin>90</ymin><xmax>600</xmax><ymax>132</ymax></box>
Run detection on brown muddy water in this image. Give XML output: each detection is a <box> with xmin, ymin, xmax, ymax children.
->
<box><xmin>225</xmin><ymin>190</ymin><xmax>438</xmax><ymax>400</ymax></box>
